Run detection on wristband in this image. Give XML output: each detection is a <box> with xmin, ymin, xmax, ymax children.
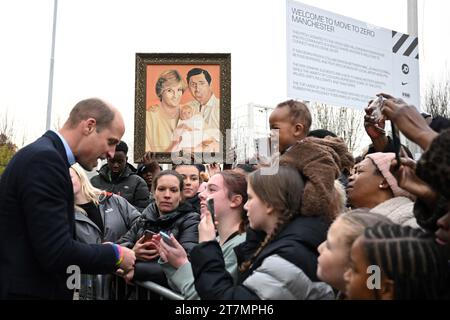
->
<box><xmin>114</xmin><ymin>244</ymin><xmax>124</xmax><ymax>267</ymax></box>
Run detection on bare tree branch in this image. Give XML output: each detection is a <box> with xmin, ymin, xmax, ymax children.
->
<box><xmin>310</xmin><ymin>103</ymin><xmax>364</xmax><ymax>153</ymax></box>
<box><xmin>424</xmin><ymin>76</ymin><xmax>450</xmax><ymax>118</ymax></box>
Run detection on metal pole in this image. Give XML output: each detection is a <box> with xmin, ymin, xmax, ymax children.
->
<box><xmin>407</xmin><ymin>0</ymin><xmax>418</xmax><ymax>36</ymax></box>
<box><xmin>46</xmin><ymin>0</ymin><xmax>58</xmax><ymax>130</ymax></box>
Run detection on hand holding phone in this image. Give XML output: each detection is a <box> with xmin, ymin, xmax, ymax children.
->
<box><xmin>368</xmin><ymin>96</ymin><xmax>385</xmax><ymax>122</ymax></box>
<box><xmin>159</xmin><ymin>231</ymin><xmax>175</xmax><ymax>247</ymax></box>
<box><xmin>206</xmin><ymin>198</ymin><xmax>215</xmax><ymax>224</ymax></box>
<box><xmin>142</xmin><ymin>230</ymin><xmax>157</xmax><ymax>243</ymax></box>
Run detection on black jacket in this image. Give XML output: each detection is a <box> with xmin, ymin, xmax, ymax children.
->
<box><xmin>117</xmin><ymin>201</ymin><xmax>200</xmax><ymax>283</ymax></box>
<box><xmin>0</xmin><ymin>131</ymin><xmax>117</xmax><ymax>299</ymax></box>
<box><xmin>116</xmin><ymin>201</ymin><xmax>199</xmax><ymax>252</ymax></box>
<box><xmin>90</xmin><ymin>163</ymin><xmax>151</xmax><ymax>212</ymax></box>
<box><xmin>186</xmin><ymin>194</ymin><xmax>201</xmax><ymax>213</ymax></box>
<box><xmin>191</xmin><ymin>216</ymin><xmax>329</xmax><ymax>300</ymax></box>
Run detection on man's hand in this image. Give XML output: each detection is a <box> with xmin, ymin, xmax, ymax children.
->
<box><xmin>117</xmin><ymin>246</ymin><xmax>136</xmax><ymax>273</ymax></box>
<box><xmin>123</xmin><ymin>268</ymin><xmax>135</xmax><ymax>284</ymax></box>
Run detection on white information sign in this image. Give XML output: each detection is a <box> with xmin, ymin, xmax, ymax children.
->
<box><xmin>287</xmin><ymin>0</ymin><xmax>420</xmax><ymax>109</ymax></box>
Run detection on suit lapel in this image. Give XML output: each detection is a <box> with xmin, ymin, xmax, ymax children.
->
<box><xmin>42</xmin><ymin>130</ymin><xmax>76</xmax><ymax>237</ymax></box>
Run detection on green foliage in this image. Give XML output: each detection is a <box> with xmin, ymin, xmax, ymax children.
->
<box><xmin>0</xmin><ymin>133</ymin><xmax>17</xmax><ymax>176</ymax></box>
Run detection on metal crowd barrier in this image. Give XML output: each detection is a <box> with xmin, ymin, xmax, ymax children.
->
<box><xmin>77</xmin><ymin>274</ymin><xmax>184</xmax><ymax>300</ymax></box>
<box><xmin>111</xmin><ymin>274</ymin><xmax>184</xmax><ymax>301</ymax></box>
<box><xmin>134</xmin><ymin>280</ymin><xmax>184</xmax><ymax>300</ymax></box>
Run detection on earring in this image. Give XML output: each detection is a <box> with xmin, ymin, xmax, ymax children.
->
<box><xmin>379</xmin><ymin>184</ymin><xmax>383</xmax><ymax>188</ymax></box>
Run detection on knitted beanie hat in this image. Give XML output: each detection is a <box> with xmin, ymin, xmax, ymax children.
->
<box><xmin>365</xmin><ymin>152</ymin><xmax>415</xmax><ymax>200</ymax></box>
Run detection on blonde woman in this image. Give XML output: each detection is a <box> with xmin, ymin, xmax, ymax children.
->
<box><xmin>146</xmin><ymin>69</ymin><xmax>187</xmax><ymax>152</ymax></box>
<box><xmin>70</xmin><ymin>163</ymin><xmax>140</xmax><ymax>244</ymax></box>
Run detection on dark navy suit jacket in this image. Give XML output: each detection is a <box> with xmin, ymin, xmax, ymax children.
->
<box><xmin>0</xmin><ymin>131</ymin><xmax>117</xmax><ymax>299</ymax></box>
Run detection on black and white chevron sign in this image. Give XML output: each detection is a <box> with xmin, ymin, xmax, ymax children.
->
<box><xmin>392</xmin><ymin>31</ymin><xmax>419</xmax><ymax>59</ymax></box>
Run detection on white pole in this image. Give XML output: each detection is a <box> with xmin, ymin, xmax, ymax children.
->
<box><xmin>407</xmin><ymin>0</ymin><xmax>418</xmax><ymax>36</ymax></box>
<box><xmin>46</xmin><ymin>0</ymin><xmax>58</xmax><ymax>130</ymax></box>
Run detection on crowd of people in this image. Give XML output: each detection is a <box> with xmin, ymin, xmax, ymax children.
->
<box><xmin>0</xmin><ymin>93</ymin><xmax>449</xmax><ymax>300</ymax></box>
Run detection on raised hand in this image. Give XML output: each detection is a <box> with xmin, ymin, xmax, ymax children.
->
<box><xmin>390</xmin><ymin>157</ymin><xmax>437</xmax><ymax>204</ymax></box>
<box><xmin>198</xmin><ymin>208</ymin><xmax>216</xmax><ymax>243</ymax></box>
<box><xmin>378</xmin><ymin>93</ymin><xmax>438</xmax><ymax>150</ymax></box>
<box><xmin>159</xmin><ymin>235</ymin><xmax>188</xmax><ymax>269</ymax></box>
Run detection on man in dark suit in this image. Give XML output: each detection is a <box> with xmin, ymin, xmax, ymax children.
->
<box><xmin>0</xmin><ymin>98</ymin><xmax>136</xmax><ymax>299</ymax></box>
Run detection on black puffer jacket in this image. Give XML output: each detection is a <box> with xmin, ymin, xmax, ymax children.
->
<box><xmin>191</xmin><ymin>216</ymin><xmax>330</xmax><ymax>300</ymax></box>
<box><xmin>116</xmin><ymin>201</ymin><xmax>200</xmax><ymax>253</ymax></box>
<box><xmin>116</xmin><ymin>201</ymin><xmax>200</xmax><ymax>283</ymax></box>
<box><xmin>186</xmin><ymin>194</ymin><xmax>201</xmax><ymax>213</ymax></box>
<box><xmin>90</xmin><ymin>163</ymin><xmax>151</xmax><ymax>212</ymax></box>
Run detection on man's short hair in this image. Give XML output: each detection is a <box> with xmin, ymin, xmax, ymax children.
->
<box><xmin>115</xmin><ymin>141</ymin><xmax>128</xmax><ymax>155</ymax></box>
<box><xmin>276</xmin><ymin>99</ymin><xmax>312</xmax><ymax>133</ymax></box>
<box><xmin>67</xmin><ymin>98</ymin><xmax>115</xmax><ymax>132</ymax></box>
<box><xmin>187</xmin><ymin>68</ymin><xmax>212</xmax><ymax>85</ymax></box>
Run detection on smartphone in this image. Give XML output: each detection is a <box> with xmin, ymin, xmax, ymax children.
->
<box><xmin>159</xmin><ymin>231</ymin><xmax>175</xmax><ymax>247</ymax></box>
<box><xmin>391</xmin><ymin>122</ymin><xmax>402</xmax><ymax>170</ymax></box>
<box><xmin>206</xmin><ymin>198</ymin><xmax>215</xmax><ymax>224</ymax></box>
<box><xmin>142</xmin><ymin>230</ymin><xmax>156</xmax><ymax>243</ymax></box>
<box><xmin>367</xmin><ymin>96</ymin><xmax>386</xmax><ymax>134</ymax></box>
<box><xmin>368</xmin><ymin>96</ymin><xmax>385</xmax><ymax>122</ymax></box>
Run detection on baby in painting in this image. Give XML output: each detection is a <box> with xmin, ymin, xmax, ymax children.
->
<box><xmin>173</xmin><ymin>104</ymin><xmax>206</xmax><ymax>149</ymax></box>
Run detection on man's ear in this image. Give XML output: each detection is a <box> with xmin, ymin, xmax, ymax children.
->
<box><xmin>379</xmin><ymin>278</ymin><xmax>395</xmax><ymax>300</ymax></box>
<box><xmin>230</xmin><ymin>194</ymin><xmax>243</xmax><ymax>209</ymax></box>
<box><xmin>84</xmin><ymin>118</ymin><xmax>97</xmax><ymax>135</ymax></box>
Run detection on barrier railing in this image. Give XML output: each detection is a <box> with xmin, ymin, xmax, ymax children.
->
<box><xmin>78</xmin><ymin>274</ymin><xmax>185</xmax><ymax>300</ymax></box>
<box><xmin>110</xmin><ymin>274</ymin><xmax>184</xmax><ymax>301</ymax></box>
<box><xmin>134</xmin><ymin>280</ymin><xmax>184</xmax><ymax>300</ymax></box>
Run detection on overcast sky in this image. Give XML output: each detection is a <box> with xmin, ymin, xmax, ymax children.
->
<box><xmin>0</xmin><ymin>0</ymin><xmax>448</xmax><ymax>152</ymax></box>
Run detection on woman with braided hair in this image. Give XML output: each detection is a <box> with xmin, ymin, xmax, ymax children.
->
<box><xmin>189</xmin><ymin>166</ymin><xmax>334</xmax><ymax>300</ymax></box>
<box><xmin>344</xmin><ymin>223</ymin><xmax>450</xmax><ymax>300</ymax></box>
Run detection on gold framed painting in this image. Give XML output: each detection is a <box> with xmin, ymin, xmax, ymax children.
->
<box><xmin>134</xmin><ymin>53</ymin><xmax>231</xmax><ymax>164</ymax></box>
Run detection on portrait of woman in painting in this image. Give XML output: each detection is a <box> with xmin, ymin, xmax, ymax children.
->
<box><xmin>145</xmin><ymin>69</ymin><xmax>186</xmax><ymax>152</ymax></box>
